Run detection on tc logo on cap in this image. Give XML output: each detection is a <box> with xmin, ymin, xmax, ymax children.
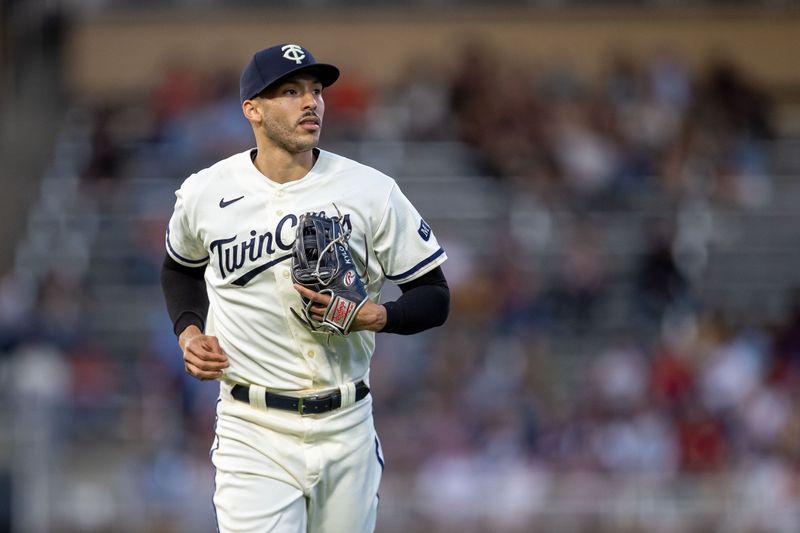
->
<box><xmin>281</xmin><ymin>44</ymin><xmax>306</xmax><ymax>64</ymax></box>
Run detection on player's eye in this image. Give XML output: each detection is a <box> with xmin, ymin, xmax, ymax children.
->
<box><xmin>284</xmin><ymin>88</ymin><xmax>298</xmax><ymax>96</ymax></box>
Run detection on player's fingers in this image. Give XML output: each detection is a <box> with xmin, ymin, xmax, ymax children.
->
<box><xmin>189</xmin><ymin>346</ymin><xmax>228</xmax><ymax>364</ymax></box>
<box><xmin>186</xmin><ymin>337</ymin><xmax>228</xmax><ymax>363</ymax></box>
<box><xmin>184</xmin><ymin>360</ymin><xmax>224</xmax><ymax>381</ymax></box>
<box><xmin>184</xmin><ymin>350</ymin><xmax>229</xmax><ymax>371</ymax></box>
<box><xmin>293</xmin><ymin>284</ymin><xmax>331</xmax><ymax>305</ymax></box>
<box><xmin>202</xmin><ymin>336</ymin><xmax>228</xmax><ymax>361</ymax></box>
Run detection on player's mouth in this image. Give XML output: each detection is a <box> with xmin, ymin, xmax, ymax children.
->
<box><xmin>298</xmin><ymin>115</ymin><xmax>321</xmax><ymax>131</ymax></box>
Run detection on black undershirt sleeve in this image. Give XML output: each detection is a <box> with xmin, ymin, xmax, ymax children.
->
<box><xmin>161</xmin><ymin>254</ymin><xmax>209</xmax><ymax>336</ymax></box>
<box><xmin>380</xmin><ymin>266</ymin><xmax>450</xmax><ymax>335</ymax></box>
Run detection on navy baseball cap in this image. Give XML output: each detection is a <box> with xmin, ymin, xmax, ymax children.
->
<box><xmin>239</xmin><ymin>43</ymin><xmax>340</xmax><ymax>103</ymax></box>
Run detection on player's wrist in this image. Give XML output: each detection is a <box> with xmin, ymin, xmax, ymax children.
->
<box><xmin>369</xmin><ymin>303</ymin><xmax>387</xmax><ymax>332</ymax></box>
<box><xmin>178</xmin><ymin>324</ymin><xmax>203</xmax><ymax>349</ymax></box>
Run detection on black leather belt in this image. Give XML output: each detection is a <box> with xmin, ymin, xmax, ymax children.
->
<box><xmin>231</xmin><ymin>381</ymin><xmax>370</xmax><ymax>415</ymax></box>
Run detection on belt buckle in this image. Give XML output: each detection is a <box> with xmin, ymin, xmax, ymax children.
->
<box><xmin>298</xmin><ymin>394</ymin><xmax>320</xmax><ymax>416</ymax></box>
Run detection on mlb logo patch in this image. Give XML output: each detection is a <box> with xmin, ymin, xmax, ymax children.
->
<box><xmin>418</xmin><ymin>219</ymin><xmax>431</xmax><ymax>241</ymax></box>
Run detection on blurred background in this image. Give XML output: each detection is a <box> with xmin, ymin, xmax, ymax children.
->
<box><xmin>1</xmin><ymin>1</ymin><xmax>800</xmax><ymax>532</ymax></box>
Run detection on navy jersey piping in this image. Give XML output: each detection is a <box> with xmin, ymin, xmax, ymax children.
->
<box><xmin>385</xmin><ymin>247</ymin><xmax>445</xmax><ymax>282</ymax></box>
<box><xmin>166</xmin><ymin>228</ymin><xmax>209</xmax><ymax>265</ymax></box>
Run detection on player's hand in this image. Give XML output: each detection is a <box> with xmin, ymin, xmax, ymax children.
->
<box><xmin>293</xmin><ymin>284</ymin><xmax>387</xmax><ymax>332</ymax></box>
<box><xmin>178</xmin><ymin>325</ymin><xmax>229</xmax><ymax>381</ymax></box>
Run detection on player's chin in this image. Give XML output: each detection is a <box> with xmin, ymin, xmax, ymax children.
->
<box><xmin>298</xmin><ymin>128</ymin><xmax>322</xmax><ymax>144</ymax></box>
<box><xmin>292</xmin><ymin>133</ymin><xmax>320</xmax><ymax>152</ymax></box>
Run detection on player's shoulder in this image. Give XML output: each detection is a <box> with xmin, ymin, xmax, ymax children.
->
<box><xmin>318</xmin><ymin>150</ymin><xmax>397</xmax><ymax>191</ymax></box>
<box><xmin>181</xmin><ymin>149</ymin><xmax>252</xmax><ymax>187</ymax></box>
<box><xmin>177</xmin><ymin>149</ymin><xmax>252</xmax><ymax>195</ymax></box>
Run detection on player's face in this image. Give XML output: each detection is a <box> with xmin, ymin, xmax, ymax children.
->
<box><xmin>251</xmin><ymin>74</ymin><xmax>325</xmax><ymax>154</ymax></box>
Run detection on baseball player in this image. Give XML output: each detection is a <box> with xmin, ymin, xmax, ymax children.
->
<box><xmin>160</xmin><ymin>43</ymin><xmax>449</xmax><ymax>533</ymax></box>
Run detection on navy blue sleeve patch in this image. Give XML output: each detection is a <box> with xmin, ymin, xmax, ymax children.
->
<box><xmin>418</xmin><ymin>219</ymin><xmax>431</xmax><ymax>241</ymax></box>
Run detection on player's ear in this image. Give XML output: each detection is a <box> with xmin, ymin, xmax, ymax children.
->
<box><xmin>242</xmin><ymin>99</ymin><xmax>262</xmax><ymax>123</ymax></box>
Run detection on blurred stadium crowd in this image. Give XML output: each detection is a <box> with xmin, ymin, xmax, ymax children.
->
<box><xmin>1</xmin><ymin>37</ymin><xmax>799</xmax><ymax>532</ymax></box>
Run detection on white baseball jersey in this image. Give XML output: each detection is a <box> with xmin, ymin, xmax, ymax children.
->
<box><xmin>165</xmin><ymin>147</ymin><xmax>447</xmax><ymax>392</ymax></box>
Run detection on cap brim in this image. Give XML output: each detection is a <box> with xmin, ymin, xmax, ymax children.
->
<box><xmin>286</xmin><ymin>64</ymin><xmax>340</xmax><ymax>88</ymax></box>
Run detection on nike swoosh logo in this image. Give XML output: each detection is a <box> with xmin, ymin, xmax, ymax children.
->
<box><xmin>219</xmin><ymin>196</ymin><xmax>245</xmax><ymax>208</ymax></box>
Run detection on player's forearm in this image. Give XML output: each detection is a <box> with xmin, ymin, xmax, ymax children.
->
<box><xmin>161</xmin><ymin>254</ymin><xmax>210</xmax><ymax>336</ymax></box>
<box><xmin>356</xmin><ymin>301</ymin><xmax>388</xmax><ymax>332</ymax></box>
<box><xmin>381</xmin><ymin>267</ymin><xmax>450</xmax><ymax>335</ymax></box>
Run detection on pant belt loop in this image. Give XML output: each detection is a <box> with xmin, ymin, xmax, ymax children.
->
<box><xmin>338</xmin><ymin>382</ymin><xmax>357</xmax><ymax>409</ymax></box>
<box><xmin>249</xmin><ymin>384</ymin><xmax>267</xmax><ymax>411</ymax></box>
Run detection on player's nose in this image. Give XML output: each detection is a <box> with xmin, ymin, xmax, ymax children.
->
<box><xmin>302</xmin><ymin>93</ymin><xmax>318</xmax><ymax>110</ymax></box>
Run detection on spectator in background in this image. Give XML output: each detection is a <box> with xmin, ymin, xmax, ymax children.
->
<box><xmin>633</xmin><ymin>221</ymin><xmax>691</xmax><ymax>333</ymax></box>
<box><xmin>661</xmin><ymin>58</ymin><xmax>774</xmax><ymax>207</ymax></box>
<box><xmin>549</xmin><ymin>220</ymin><xmax>610</xmax><ymax>330</ymax></box>
<box><xmin>320</xmin><ymin>69</ymin><xmax>372</xmax><ymax>140</ymax></box>
<box><xmin>149</xmin><ymin>62</ymin><xmax>205</xmax><ymax>139</ymax></box>
<box><xmin>83</xmin><ymin>104</ymin><xmax>123</xmax><ymax>189</ymax></box>
<box><xmin>33</xmin><ymin>271</ymin><xmax>88</xmax><ymax>349</ymax></box>
<box><xmin>772</xmin><ymin>288</ymin><xmax>800</xmax><ymax>377</ymax></box>
<box><xmin>159</xmin><ymin>69</ymin><xmax>252</xmax><ymax>174</ymax></box>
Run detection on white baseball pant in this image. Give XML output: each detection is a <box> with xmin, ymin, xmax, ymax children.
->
<box><xmin>211</xmin><ymin>380</ymin><xmax>384</xmax><ymax>533</ymax></box>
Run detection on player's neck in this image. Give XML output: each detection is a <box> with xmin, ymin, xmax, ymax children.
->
<box><xmin>252</xmin><ymin>144</ymin><xmax>317</xmax><ymax>184</ymax></box>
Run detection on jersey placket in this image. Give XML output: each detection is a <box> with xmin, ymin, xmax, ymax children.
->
<box><xmin>269</xmin><ymin>185</ymin><xmax>330</xmax><ymax>389</ymax></box>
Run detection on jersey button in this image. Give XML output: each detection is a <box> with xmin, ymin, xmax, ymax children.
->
<box><xmin>276</xmin><ymin>191</ymin><xmax>284</xmax><ymax>198</ymax></box>
<box><xmin>307</xmin><ymin>350</ymin><xmax>316</xmax><ymax>358</ymax></box>
<box><xmin>282</xmin><ymin>270</ymin><xmax>290</xmax><ymax>279</ymax></box>
<box><xmin>276</xmin><ymin>210</ymin><xmax>283</xmax><ymax>216</ymax></box>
